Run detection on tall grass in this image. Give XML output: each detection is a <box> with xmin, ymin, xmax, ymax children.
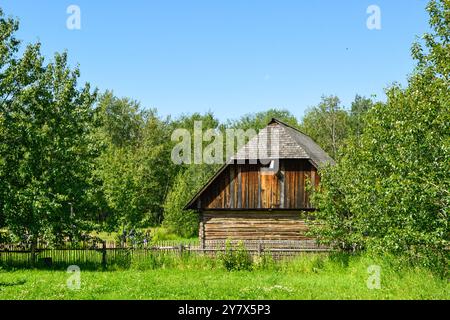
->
<box><xmin>1</xmin><ymin>245</ymin><xmax>447</xmax><ymax>282</ymax></box>
<box><xmin>1</xmin><ymin>251</ymin><xmax>447</xmax><ymax>300</ymax></box>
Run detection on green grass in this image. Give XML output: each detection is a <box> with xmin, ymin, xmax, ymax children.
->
<box><xmin>90</xmin><ymin>227</ymin><xmax>198</xmax><ymax>244</ymax></box>
<box><xmin>0</xmin><ymin>253</ymin><xmax>448</xmax><ymax>300</ymax></box>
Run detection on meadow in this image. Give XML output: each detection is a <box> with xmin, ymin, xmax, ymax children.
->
<box><xmin>0</xmin><ymin>253</ymin><xmax>448</xmax><ymax>300</ymax></box>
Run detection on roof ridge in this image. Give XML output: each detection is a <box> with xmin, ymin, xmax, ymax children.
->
<box><xmin>269</xmin><ymin>118</ymin><xmax>310</xmax><ymax>137</ymax></box>
<box><xmin>269</xmin><ymin>118</ymin><xmax>334</xmax><ymax>167</ymax></box>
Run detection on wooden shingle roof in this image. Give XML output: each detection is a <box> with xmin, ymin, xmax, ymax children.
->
<box><xmin>231</xmin><ymin>118</ymin><xmax>335</xmax><ymax>167</ymax></box>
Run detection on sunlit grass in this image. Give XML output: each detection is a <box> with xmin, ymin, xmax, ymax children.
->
<box><xmin>0</xmin><ymin>253</ymin><xmax>448</xmax><ymax>300</ymax></box>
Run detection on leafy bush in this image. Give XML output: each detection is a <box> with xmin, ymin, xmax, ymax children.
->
<box><xmin>0</xmin><ymin>230</ymin><xmax>14</xmax><ymax>244</ymax></box>
<box><xmin>219</xmin><ymin>241</ymin><xmax>253</xmax><ymax>271</ymax></box>
<box><xmin>310</xmin><ymin>0</ymin><xmax>449</xmax><ymax>273</ymax></box>
<box><xmin>163</xmin><ymin>164</ymin><xmax>218</xmax><ymax>238</ymax></box>
<box><xmin>253</xmin><ymin>252</ymin><xmax>277</xmax><ymax>271</ymax></box>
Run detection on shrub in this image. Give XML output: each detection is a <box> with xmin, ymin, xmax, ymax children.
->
<box><xmin>163</xmin><ymin>164</ymin><xmax>218</xmax><ymax>238</ymax></box>
<box><xmin>219</xmin><ymin>240</ymin><xmax>253</xmax><ymax>271</ymax></box>
<box><xmin>253</xmin><ymin>252</ymin><xmax>277</xmax><ymax>271</ymax></box>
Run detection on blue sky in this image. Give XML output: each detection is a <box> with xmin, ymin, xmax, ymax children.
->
<box><xmin>1</xmin><ymin>0</ymin><xmax>430</xmax><ymax>121</ymax></box>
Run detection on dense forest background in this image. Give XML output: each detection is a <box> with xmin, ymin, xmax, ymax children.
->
<box><xmin>0</xmin><ymin>1</ymin><xmax>448</xmax><ymax>270</ymax></box>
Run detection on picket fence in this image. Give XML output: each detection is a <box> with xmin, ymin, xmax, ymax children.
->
<box><xmin>0</xmin><ymin>239</ymin><xmax>330</xmax><ymax>268</ymax></box>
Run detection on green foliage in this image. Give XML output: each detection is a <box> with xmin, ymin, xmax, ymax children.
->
<box><xmin>94</xmin><ymin>92</ymin><xmax>177</xmax><ymax>230</ymax></box>
<box><xmin>349</xmin><ymin>95</ymin><xmax>375</xmax><ymax>140</ymax></box>
<box><xmin>218</xmin><ymin>241</ymin><xmax>253</xmax><ymax>271</ymax></box>
<box><xmin>300</xmin><ymin>95</ymin><xmax>351</xmax><ymax>159</ymax></box>
<box><xmin>162</xmin><ymin>112</ymin><xmax>221</xmax><ymax>237</ymax></box>
<box><xmin>163</xmin><ymin>164</ymin><xmax>215</xmax><ymax>237</ymax></box>
<box><xmin>311</xmin><ymin>0</ymin><xmax>449</xmax><ymax>271</ymax></box>
<box><xmin>411</xmin><ymin>0</ymin><xmax>450</xmax><ymax>81</ymax></box>
<box><xmin>253</xmin><ymin>252</ymin><xmax>277</xmax><ymax>271</ymax></box>
<box><xmin>0</xmin><ymin>229</ymin><xmax>13</xmax><ymax>244</ymax></box>
<box><xmin>0</xmin><ymin>10</ymin><xmax>98</xmax><ymax>248</ymax></box>
<box><xmin>0</xmin><ymin>2</ymin><xmax>447</xmax><ymax>270</ymax></box>
<box><xmin>150</xmin><ymin>227</ymin><xmax>183</xmax><ymax>242</ymax></box>
<box><xmin>129</xmin><ymin>251</ymin><xmax>219</xmax><ymax>271</ymax></box>
<box><xmin>226</xmin><ymin>108</ymin><xmax>300</xmax><ymax>131</ymax></box>
<box><xmin>130</xmin><ymin>251</ymin><xmax>169</xmax><ymax>270</ymax></box>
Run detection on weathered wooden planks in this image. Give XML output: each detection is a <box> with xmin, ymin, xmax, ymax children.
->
<box><xmin>202</xmin><ymin>159</ymin><xmax>317</xmax><ymax>210</ymax></box>
<box><xmin>201</xmin><ymin>212</ymin><xmax>313</xmax><ymax>241</ymax></box>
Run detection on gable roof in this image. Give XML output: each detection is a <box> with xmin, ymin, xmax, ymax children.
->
<box><xmin>231</xmin><ymin>118</ymin><xmax>334</xmax><ymax>167</ymax></box>
<box><xmin>184</xmin><ymin>118</ymin><xmax>334</xmax><ymax>210</ymax></box>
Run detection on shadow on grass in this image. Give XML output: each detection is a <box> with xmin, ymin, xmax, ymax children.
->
<box><xmin>0</xmin><ymin>261</ymin><xmax>105</xmax><ymax>271</ymax></box>
<box><xmin>0</xmin><ymin>279</ymin><xmax>26</xmax><ymax>287</ymax></box>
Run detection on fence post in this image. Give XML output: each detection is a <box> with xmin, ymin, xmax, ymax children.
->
<box><xmin>101</xmin><ymin>241</ymin><xmax>107</xmax><ymax>269</ymax></box>
<box><xmin>258</xmin><ymin>242</ymin><xmax>263</xmax><ymax>257</ymax></box>
<box><xmin>179</xmin><ymin>243</ymin><xmax>184</xmax><ymax>256</ymax></box>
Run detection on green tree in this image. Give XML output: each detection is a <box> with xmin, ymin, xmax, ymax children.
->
<box><xmin>163</xmin><ymin>164</ymin><xmax>213</xmax><ymax>238</ymax></box>
<box><xmin>95</xmin><ymin>92</ymin><xmax>176</xmax><ymax>231</ymax></box>
<box><xmin>300</xmin><ymin>96</ymin><xmax>350</xmax><ymax>159</ymax></box>
<box><xmin>311</xmin><ymin>0</ymin><xmax>449</xmax><ymax>271</ymax></box>
<box><xmin>349</xmin><ymin>95</ymin><xmax>375</xmax><ymax>140</ymax></box>
<box><xmin>226</xmin><ymin>108</ymin><xmax>300</xmax><ymax>131</ymax></box>
<box><xmin>0</xmin><ymin>10</ymin><xmax>97</xmax><ymax>262</ymax></box>
<box><xmin>95</xmin><ymin>91</ymin><xmax>144</xmax><ymax>148</ymax></box>
<box><xmin>162</xmin><ymin>112</ymin><xmax>221</xmax><ymax>237</ymax></box>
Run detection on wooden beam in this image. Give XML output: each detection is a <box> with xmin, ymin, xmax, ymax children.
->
<box><xmin>299</xmin><ymin>171</ymin><xmax>304</xmax><ymax>208</ymax></box>
<box><xmin>257</xmin><ymin>169</ymin><xmax>261</xmax><ymax>209</ymax></box>
<box><xmin>229</xmin><ymin>166</ymin><xmax>235</xmax><ymax>208</ymax></box>
<box><xmin>237</xmin><ymin>165</ymin><xmax>242</xmax><ymax>208</ymax></box>
<box><xmin>280</xmin><ymin>161</ymin><xmax>285</xmax><ymax>208</ymax></box>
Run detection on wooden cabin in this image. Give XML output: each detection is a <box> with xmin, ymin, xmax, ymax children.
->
<box><xmin>185</xmin><ymin>118</ymin><xmax>334</xmax><ymax>248</ymax></box>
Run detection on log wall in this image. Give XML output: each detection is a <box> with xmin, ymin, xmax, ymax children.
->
<box><xmin>201</xmin><ymin>211</ymin><xmax>313</xmax><ymax>242</ymax></box>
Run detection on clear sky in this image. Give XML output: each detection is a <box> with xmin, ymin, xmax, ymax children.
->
<box><xmin>1</xmin><ymin>0</ymin><xmax>430</xmax><ymax>121</ymax></box>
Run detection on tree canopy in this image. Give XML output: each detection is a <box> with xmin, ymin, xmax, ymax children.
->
<box><xmin>311</xmin><ymin>0</ymin><xmax>449</xmax><ymax>270</ymax></box>
<box><xmin>0</xmin><ymin>10</ymin><xmax>98</xmax><ymax>255</ymax></box>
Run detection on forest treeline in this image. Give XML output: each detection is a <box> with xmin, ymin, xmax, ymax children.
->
<box><xmin>0</xmin><ymin>1</ymin><xmax>448</xmax><ymax>270</ymax></box>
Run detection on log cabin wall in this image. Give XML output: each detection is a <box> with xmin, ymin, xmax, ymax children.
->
<box><xmin>197</xmin><ymin>159</ymin><xmax>319</xmax><ymax>210</ymax></box>
<box><xmin>201</xmin><ymin>211</ymin><xmax>312</xmax><ymax>241</ymax></box>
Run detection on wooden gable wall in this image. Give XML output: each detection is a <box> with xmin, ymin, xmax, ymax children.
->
<box><xmin>197</xmin><ymin>159</ymin><xmax>319</xmax><ymax>210</ymax></box>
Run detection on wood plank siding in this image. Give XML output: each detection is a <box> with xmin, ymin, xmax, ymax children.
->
<box><xmin>201</xmin><ymin>212</ymin><xmax>313</xmax><ymax>241</ymax></box>
<box><xmin>197</xmin><ymin>159</ymin><xmax>319</xmax><ymax>210</ymax></box>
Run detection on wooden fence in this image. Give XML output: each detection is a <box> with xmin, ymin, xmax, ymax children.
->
<box><xmin>0</xmin><ymin>239</ymin><xmax>330</xmax><ymax>268</ymax></box>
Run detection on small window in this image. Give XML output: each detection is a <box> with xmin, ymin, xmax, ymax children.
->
<box><xmin>260</xmin><ymin>159</ymin><xmax>279</xmax><ymax>175</ymax></box>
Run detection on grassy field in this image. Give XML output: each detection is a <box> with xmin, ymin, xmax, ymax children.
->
<box><xmin>0</xmin><ymin>253</ymin><xmax>448</xmax><ymax>300</ymax></box>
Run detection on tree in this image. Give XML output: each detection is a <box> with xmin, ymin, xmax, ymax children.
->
<box><xmin>300</xmin><ymin>96</ymin><xmax>350</xmax><ymax>159</ymax></box>
<box><xmin>95</xmin><ymin>91</ymin><xmax>144</xmax><ymax>148</ymax></box>
<box><xmin>162</xmin><ymin>112</ymin><xmax>221</xmax><ymax>237</ymax></box>
<box><xmin>311</xmin><ymin>0</ymin><xmax>449</xmax><ymax>271</ymax></box>
<box><xmin>163</xmin><ymin>164</ymin><xmax>213</xmax><ymax>238</ymax></box>
<box><xmin>349</xmin><ymin>95</ymin><xmax>375</xmax><ymax>140</ymax></box>
<box><xmin>95</xmin><ymin>92</ymin><xmax>176</xmax><ymax>231</ymax></box>
<box><xmin>0</xmin><ymin>10</ymin><xmax>97</xmax><ymax>262</ymax></box>
<box><xmin>226</xmin><ymin>108</ymin><xmax>300</xmax><ymax>131</ymax></box>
